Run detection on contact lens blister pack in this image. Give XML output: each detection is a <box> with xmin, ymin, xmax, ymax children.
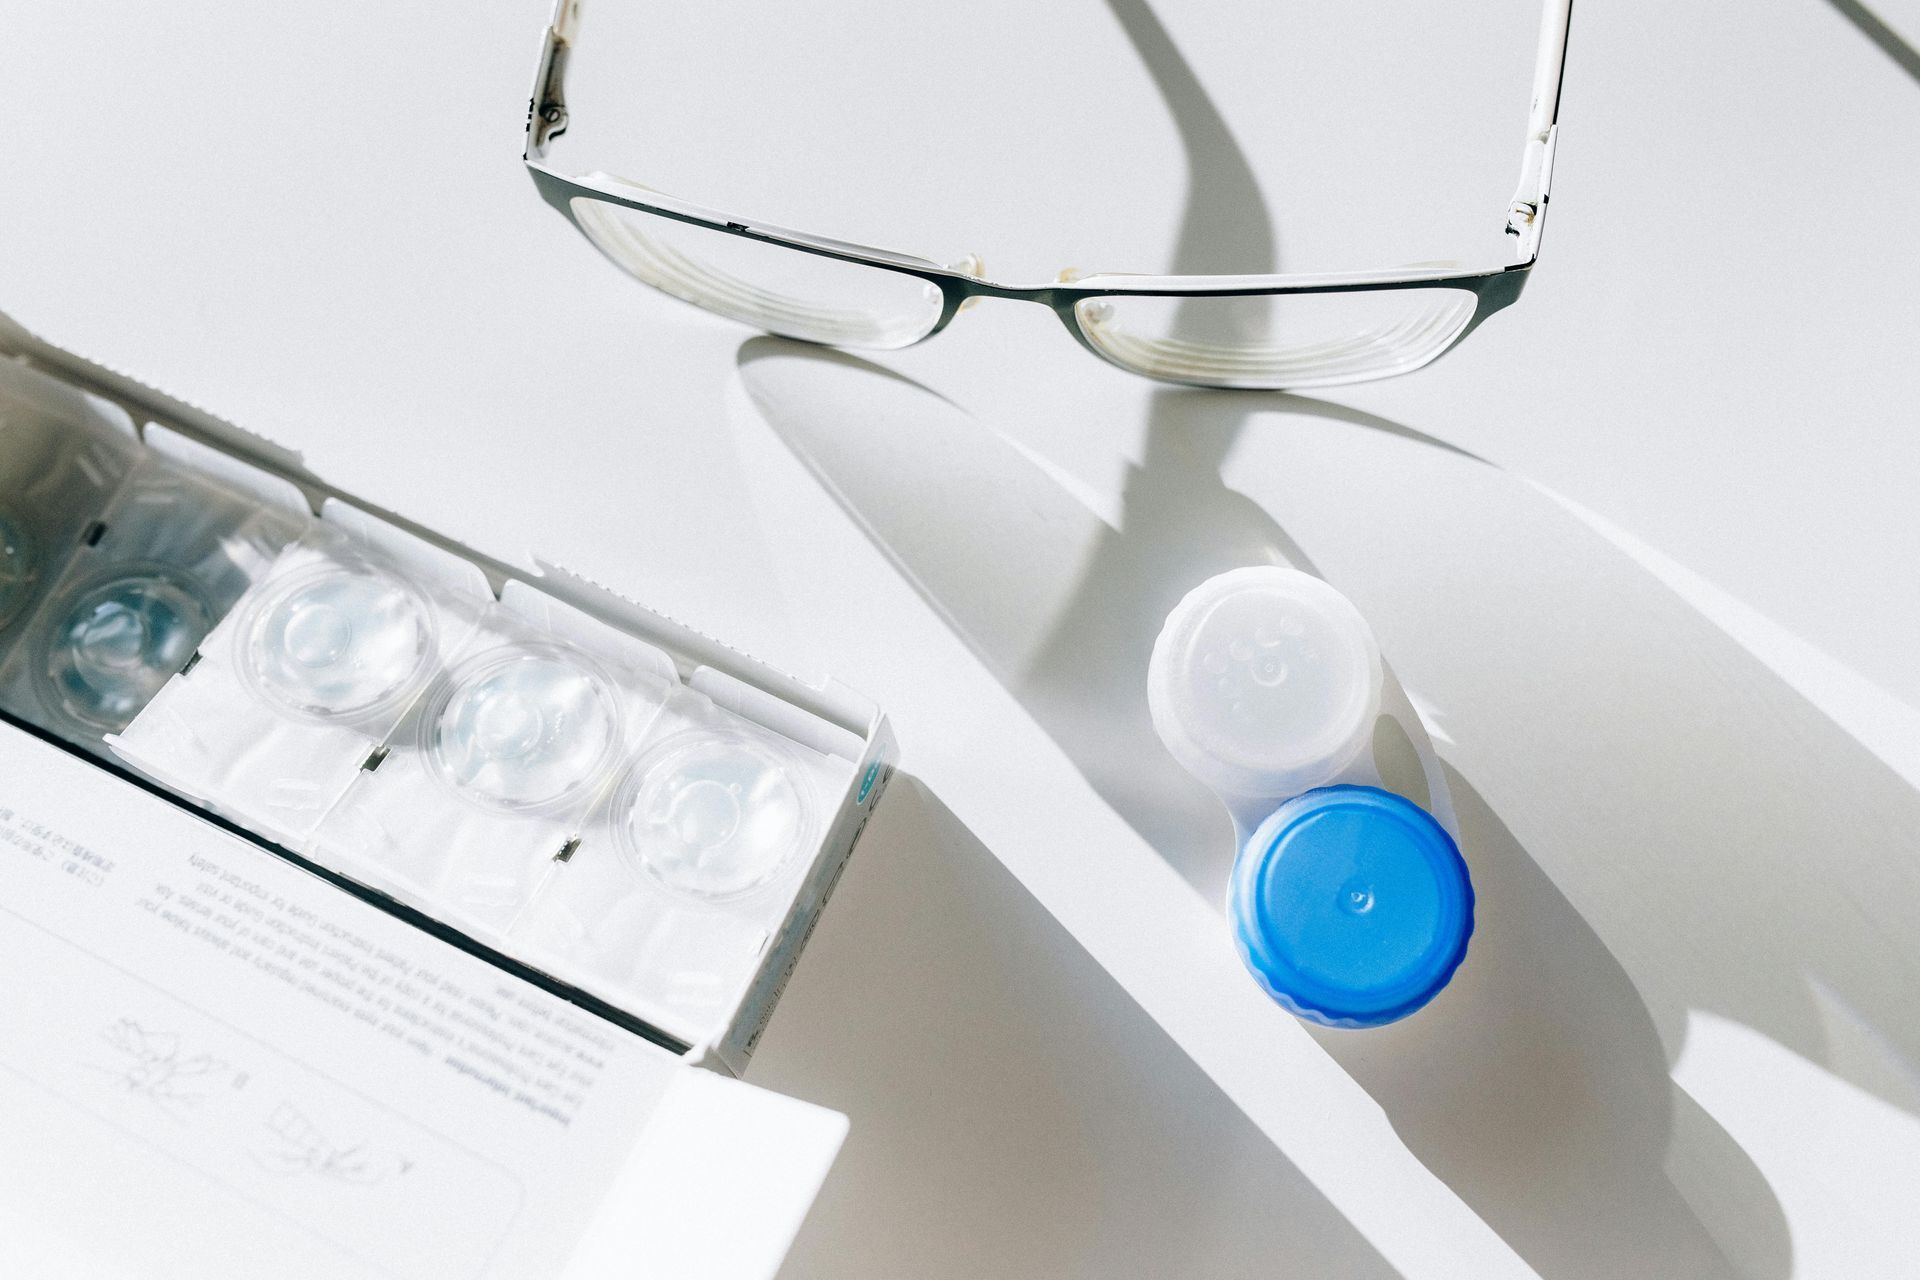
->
<box><xmin>0</xmin><ymin>369</ymin><xmax>307</xmax><ymax>754</ymax></box>
<box><xmin>306</xmin><ymin>581</ymin><xmax>678</xmax><ymax>938</ymax></box>
<box><xmin>511</xmin><ymin>672</ymin><xmax>850</xmax><ymax>1044</ymax></box>
<box><xmin>0</xmin><ymin>315</ymin><xmax>894</xmax><ymax>1079</ymax></box>
<box><xmin>0</xmin><ymin>308</ymin><xmax>896</xmax><ymax>1276</ymax></box>
<box><xmin>0</xmin><ymin>359</ymin><xmax>141</xmax><ymax>671</ymax></box>
<box><xmin>114</xmin><ymin>505</ymin><xmax>492</xmax><ymax>846</ymax></box>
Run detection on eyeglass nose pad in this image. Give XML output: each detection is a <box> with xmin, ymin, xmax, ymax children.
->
<box><xmin>947</xmin><ymin>254</ymin><xmax>987</xmax><ymax>313</ymax></box>
<box><xmin>1054</xmin><ymin>269</ymin><xmax>1117</xmax><ymax>329</ymax></box>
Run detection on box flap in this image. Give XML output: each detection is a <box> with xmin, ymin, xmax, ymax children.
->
<box><xmin>0</xmin><ymin>717</ymin><xmax>842</xmax><ymax>1279</ymax></box>
<box><xmin>564</xmin><ymin>1070</ymin><xmax>847</xmax><ymax>1280</ymax></box>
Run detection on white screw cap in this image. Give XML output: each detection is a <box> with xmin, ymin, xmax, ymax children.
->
<box><xmin>1148</xmin><ymin>566</ymin><xmax>1383</xmax><ymax>803</ymax></box>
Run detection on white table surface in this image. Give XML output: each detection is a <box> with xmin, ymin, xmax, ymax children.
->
<box><xmin>6</xmin><ymin>0</ymin><xmax>1919</xmax><ymax>1276</ymax></box>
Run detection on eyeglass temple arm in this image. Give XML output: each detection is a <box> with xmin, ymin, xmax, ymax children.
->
<box><xmin>532</xmin><ymin>0</ymin><xmax>1570</xmax><ymax>261</ymax></box>
<box><xmin>526</xmin><ymin>0</ymin><xmax>583</xmax><ymax>160</ymax></box>
<box><xmin>1505</xmin><ymin>0</ymin><xmax>1572</xmax><ymax>262</ymax></box>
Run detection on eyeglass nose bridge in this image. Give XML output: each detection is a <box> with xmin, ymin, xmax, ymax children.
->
<box><xmin>920</xmin><ymin>266</ymin><xmax>1200</xmax><ymax>378</ymax></box>
<box><xmin>919</xmin><ymin>265</ymin><xmax>1106</xmax><ymax>344</ymax></box>
<box><xmin>916</xmin><ymin>266</ymin><xmax>1181</xmax><ymax>373</ymax></box>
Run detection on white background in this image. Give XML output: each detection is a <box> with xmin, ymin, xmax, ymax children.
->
<box><xmin>5</xmin><ymin>0</ymin><xmax>1920</xmax><ymax>1275</ymax></box>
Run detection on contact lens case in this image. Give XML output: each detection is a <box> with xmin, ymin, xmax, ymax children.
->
<box><xmin>1149</xmin><ymin>565</ymin><xmax>1383</xmax><ymax>812</ymax></box>
<box><xmin>1151</xmin><ymin>566</ymin><xmax>1472</xmax><ymax>1027</ymax></box>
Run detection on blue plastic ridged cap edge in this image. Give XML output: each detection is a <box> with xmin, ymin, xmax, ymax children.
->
<box><xmin>1229</xmin><ymin>785</ymin><xmax>1474</xmax><ymax>1029</ymax></box>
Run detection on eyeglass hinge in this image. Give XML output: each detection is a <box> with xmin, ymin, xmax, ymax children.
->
<box><xmin>1503</xmin><ymin>125</ymin><xmax>1558</xmax><ymax>254</ymax></box>
<box><xmin>527</xmin><ymin>24</ymin><xmax>572</xmax><ymax>154</ymax></box>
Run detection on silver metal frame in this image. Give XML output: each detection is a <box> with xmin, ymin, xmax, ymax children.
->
<box><xmin>524</xmin><ymin>0</ymin><xmax>1572</xmax><ymax>389</ymax></box>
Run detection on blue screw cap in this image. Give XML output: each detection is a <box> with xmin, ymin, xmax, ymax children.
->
<box><xmin>1230</xmin><ymin>785</ymin><xmax>1473</xmax><ymax>1028</ymax></box>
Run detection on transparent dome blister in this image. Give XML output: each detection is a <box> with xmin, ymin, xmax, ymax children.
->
<box><xmin>35</xmin><ymin>563</ymin><xmax>214</xmax><ymax>735</ymax></box>
<box><xmin>422</xmin><ymin>643</ymin><xmax>627</xmax><ymax>815</ymax></box>
<box><xmin>0</xmin><ymin>423</ymin><xmax>305</xmax><ymax>752</ymax></box>
<box><xmin>615</xmin><ymin>727</ymin><xmax>817</xmax><ymax>902</ymax></box>
<box><xmin>237</xmin><ymin>561</ymin><xmax>440</xmax><ymax>724</ymax></box>
<box><xmin>0</xmin><ymin>357</ymin><xmax>142</xmax><ymax>671</ymax></box>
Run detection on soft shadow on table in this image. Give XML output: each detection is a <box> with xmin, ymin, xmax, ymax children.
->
<box><xmin>1241</xmin><ymin>413</ymin><xmax>1920</xmax><ymax>1117</ymax></box>
<box><xmin>750</xmin><ymin>776</ymin><xmax>1398</xmax><ymax>1280</ymax></box>
<box><xmin>742</xmin><ymin>0</ymin><xmax>1906</xmax><ymax>1272</ymax></box>
<box><xmin>735</xmin><ymin>341</ymin><xmax>1786</xmax><ymax>1279</ymax></box>
<box><xmin>1331</xmin><ymin>766</ymin><xmax>1788</xmax><ymax>1278</ymax></box>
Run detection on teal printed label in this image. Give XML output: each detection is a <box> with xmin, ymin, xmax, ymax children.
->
<box><xmin>857</xmin><ymin>761</ymin><xmax>881</xmax><ymax>804</ymax></box>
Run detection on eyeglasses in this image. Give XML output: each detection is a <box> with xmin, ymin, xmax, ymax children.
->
<box><xmin>523</xmin><ymin>0</ymin><xmax>1571</xmax><ymax>391</ymax></box>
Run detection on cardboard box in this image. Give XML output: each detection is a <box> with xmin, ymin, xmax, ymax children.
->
<box><xmin>0</xmin><ymin>309</ymin><xmax>895</xmax><ymax>1278</ymax></box>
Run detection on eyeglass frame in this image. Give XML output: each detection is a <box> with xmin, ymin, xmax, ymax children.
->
<box><xmin>522</xmin><ymin>0</ymin><xmax>1572</xmax><ymax>389</ymax></box>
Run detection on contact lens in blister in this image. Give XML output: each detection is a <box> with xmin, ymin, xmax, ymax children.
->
<box><xmin>616</xmin><ymin>732</ymin><xmax>811</xmax><ymax>900</ymax></box>
<box><xmin>37</xmin><ymin>564</ymin><xmax>213</xmax><ymax>733</ymax></box>
<box><xmin>0</xmin><ymin>506</ymin><xmax>36</xmax><ymax>632</ymax></box>
<box><xmin>423</xmin><ymin>645</ymin><xmax>622</xmax><ymax>813</ymax></box>
<box><xmin>240</xmin><ymin>564</ymin><xmax>437</xmax><ymax>722</ymax></box>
